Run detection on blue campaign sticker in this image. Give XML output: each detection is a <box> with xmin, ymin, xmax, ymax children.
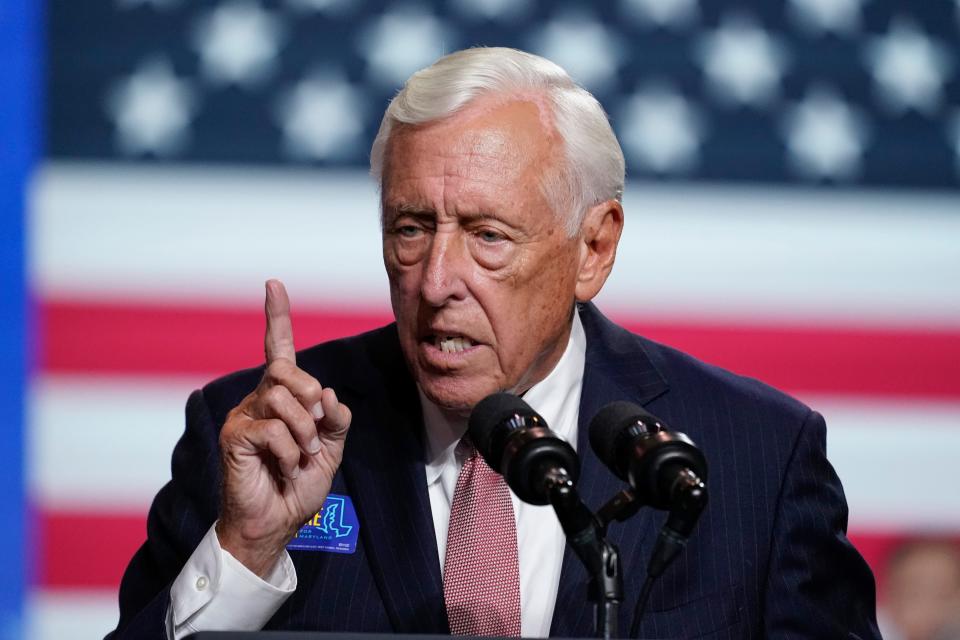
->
<box><xmin>287</xmin><ymin>494</ymin><xmax>359</xmax><ymax>554</ymax></box>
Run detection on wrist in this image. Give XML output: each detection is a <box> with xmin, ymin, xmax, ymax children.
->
<box><xmin>215</xmin><ymin>520</ymin><xmax>291</xmax><ymax>579</ymax></box>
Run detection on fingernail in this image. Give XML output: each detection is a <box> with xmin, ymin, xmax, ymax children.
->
<box><xmin>289</xmin><ymin>466</ymin><xmax>300</xmax><ymax>479</ymax></box>
<box><xmin>308</xmin><ymin>436</ymin><xmax>321</xmax><ymax>454</ymax></box>
<box><xmin>310</xmin><ymin>402</ymin><xmax>325</xmax><ymax>421</ymax></box>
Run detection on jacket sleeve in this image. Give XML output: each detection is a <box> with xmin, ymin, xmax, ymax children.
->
<box><xmin>763</xmin><ymin>409</ymin><xmax>882</xmax><ymax>639</ymax></box>
<box><xmin>105</xmin><ymin>388</ymin><xmax>224</xmax><ymax>640</ymax></box>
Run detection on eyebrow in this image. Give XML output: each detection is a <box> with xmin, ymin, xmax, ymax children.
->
<box><xmin>457</xmin><ymin>210</ymin><xmax>523</xmax><ymax>232</ymax></box>
<box><xmin>383</xmin><ymin>202</ymin><xmax>437</xmax><ymax>217</ymax></box>
<box><xmin>385</xmin><ymin>203</ymin><xmax>523</xmax><ymax>232</ymax></box>
<box><xmin>392</xmin><ymin>203</ymin><xmax>434</xmax><ymax>215</ymax></box>
<box><xmin>383</xmin><ymin>204</ymin><xmax>435</xmax><ymax>224</ymax></box>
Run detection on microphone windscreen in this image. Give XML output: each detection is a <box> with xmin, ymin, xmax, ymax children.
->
<box><xmin>468</xmin><ymin>392</ymin><xmax>537</xmax><ymax>461</ymax></box>
<box><xmin>588</xmin><ymin>401</ymin><xmax>658</xmax><ymax>478</ymax></box>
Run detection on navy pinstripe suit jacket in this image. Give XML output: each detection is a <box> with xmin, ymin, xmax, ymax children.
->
<box><xmin>110</xmin><ymin>303</ymin><xmax>881</xmax><ymax>639</ymax></box>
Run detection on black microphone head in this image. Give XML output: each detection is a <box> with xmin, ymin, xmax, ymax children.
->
<box><xmin>588</xmin><ymin>401</ymin><xmax>665</xmax><ymax>480</ymax></box>
<box><xmin>590</xmin><ymin>401</ymin><xmax>707</xmax><ymax>510</ymax></box>
<box><xmin>469</xmin><ymin>391</ymin><xmax>579</xmax><ymax>505</ymax></box>
<box><xmin>468</xmin><ymin>392</ymin><xmax>540</xmax><ymax>468</ymax></box>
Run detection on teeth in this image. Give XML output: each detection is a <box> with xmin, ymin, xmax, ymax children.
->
<box><xmin>437</xmin><ymin>336</ymin><xmax>473</xmax><ymax>353</ymax></box>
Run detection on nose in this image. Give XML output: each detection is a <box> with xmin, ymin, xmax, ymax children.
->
<box><xmin>420</xmin><ymin>229</ymin><xmax>469</xmax><ymax>307</ymax></box>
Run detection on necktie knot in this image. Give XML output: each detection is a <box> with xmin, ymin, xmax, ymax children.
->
<box><xmin>455</xmin><ymin>436</ymin><xmax>477</xmax><ymax>460</ymax></box>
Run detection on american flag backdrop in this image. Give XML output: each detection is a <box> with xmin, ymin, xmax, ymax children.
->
<box><xmin>30</xmin><ymin>0</ymin><xmax>960</xmax><ymax>637</ymax></box>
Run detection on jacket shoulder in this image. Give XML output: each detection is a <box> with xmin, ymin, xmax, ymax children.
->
<box><xmin>643</xmin><ymin>334</ymin><xmax>813</xmax><ymax>424</ymax></box>
<box><xmin>583</xmin><ymin>302</ymin><xmax>813</xmax><ymax>426</ymax></box>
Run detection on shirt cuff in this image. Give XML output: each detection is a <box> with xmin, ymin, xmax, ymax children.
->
<box><xmin>167</xmin><ymin>522</ymin><xmax>297</xmax><ymax>639</ymax></box>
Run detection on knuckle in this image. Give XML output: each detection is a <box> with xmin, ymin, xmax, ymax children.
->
<box><xmin>263</xmin><ymin>385</ymin><xmax>287</xmax><ymax>407</ymax></box>
<box><xmin>264</xmin><ymin>359</ymin><xmax>290</xmax><ymax>381</ymax></box>
<box><xmin>264</xmin><ymin>419</ymin><xmax>287</xmax><ymax>440</ymax></box>
<box><xmin>304</xmin><ymin>379</ymin><xmax>323</xmax><ymax>399</ymax></box>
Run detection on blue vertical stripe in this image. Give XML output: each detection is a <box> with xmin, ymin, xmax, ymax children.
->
<box><xmin>0</xmin><ymin>0</ymin><xmax>39</xmax><ymax>637</ymax></box>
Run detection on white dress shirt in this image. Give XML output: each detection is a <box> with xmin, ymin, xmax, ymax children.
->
<box><xmin>166</xmin><ymin>309</ymin><xmax>586</xmax><ymax>639</ymax></box>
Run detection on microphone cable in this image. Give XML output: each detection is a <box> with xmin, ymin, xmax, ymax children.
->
<box><xmin>630</xmin><ymin>574</ymin><xmax>655</xmax><ymax>638</ymax></box>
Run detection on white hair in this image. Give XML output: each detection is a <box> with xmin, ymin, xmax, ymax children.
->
<box><xmin>369</xmin><ymin>47</ymin><xmax>625</xmax><ymax>236</ymax></box>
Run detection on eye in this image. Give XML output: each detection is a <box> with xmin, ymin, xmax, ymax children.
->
<box><xmin>397</xmin><ymin>225</ymin><xmax>422</xmax><ymax>238</ymax></box>
<box><xmin>476</xmin><ymin>228</ymin><xmax>506</xmax><ymax>243</ymax></box>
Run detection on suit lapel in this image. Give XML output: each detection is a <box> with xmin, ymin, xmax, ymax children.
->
<box><xmin>550</xmin><ymin>304</ymin><xmax>670</xmax><ymax>637</ymax></box>
<box><xmin>338</xmin><ymin>327</ymin><xmax>449</xmax><ymax>634</ymax></box>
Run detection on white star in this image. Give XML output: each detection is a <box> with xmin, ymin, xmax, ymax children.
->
<box><xmin>620</xmin><ymin>0</ymin><xmax>699</xmax><ymax>30</ymax></box>
<box><xmin>528</xmin><ymin>10</ymin><xmax>625</xmax><ymax>91</ymax></box>
<box><xmin>696</xmin><ymin>14</ymin><xmax>789</xmax><ymax>107</ymax></box>
<box><xmin>105</xmin><ymin>57</ymin><xmax>196</xmax><ymax>156</ymax></box>
<box><xmin>787</xmin><ymin>0</ymin><xmax>863</xmax><ymax>35</ymax></box>
<box><xmin>449</xmin><ymin>0</ymin><xmax>533</xmax><ymax>22</ymax></box>
<box><xmin>864</xmin><ymin>19</ymin><xmax>952</xmax><ymax>115</ymax></box>
<box><xmin>192</xmin><ymin>0</ymin><xmax>285</xmax><ymax>88</ymax></box>
<box><xmin>359</xmin><ymin>8</ymin><xmax>455</xmax><ymax>88</ymax></box>
<box><xmin>782</xmin><ymin>87</ymin><xmax>868</xmax><ymax>180</ymax></box>
<box><xmin>116</xmin><ymin>0</ymin><xmax>181</xmax><ymax>9</ymax></box>
<box><xmin>618</xmin><ymin>84</ymin><xmax>703</xmax><ymax>173</ymax></box>
<box><xmin>275</xmin><ymin>71</ymin><xmax>367</xmax><ymax>161</ymax></box>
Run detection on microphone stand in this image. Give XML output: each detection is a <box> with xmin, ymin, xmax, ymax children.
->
<box><xmin>593</xmin><ymin>481</ymin><xmax>708</xmax><ymax>638</ymax></box>
<box><xmin>541</xmin><ymin>469</ymin><xmax>623</xmax><ymax>640</ymax></box>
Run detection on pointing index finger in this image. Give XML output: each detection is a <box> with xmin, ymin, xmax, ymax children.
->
<box><xmin>264</xmin><ymin>279</ymin><xmax>296</xmax><ymax>364</ymax></box>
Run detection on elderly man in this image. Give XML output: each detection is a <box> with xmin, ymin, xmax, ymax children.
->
<box><xmin>110</xmin><ymin>47</ymin><xmax>880</xmax><ymax>639</ymax></box>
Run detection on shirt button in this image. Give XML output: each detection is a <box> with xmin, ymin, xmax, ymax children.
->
<box><xmin>195</xmin><ymin>576</ymin><xmax>208</xmax><ymax>591</ymax></box>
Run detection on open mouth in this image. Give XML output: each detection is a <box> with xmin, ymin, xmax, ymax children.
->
<box><xmin>433</xmin><ymin>335</ymin><xmax>475</xmax><ymax>353</ymax></box>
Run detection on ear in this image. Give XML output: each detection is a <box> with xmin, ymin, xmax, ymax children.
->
<box><xmin>575</xmin><ymin>199</ymin><xmax>624</xmax><ymax>302</ymax></box>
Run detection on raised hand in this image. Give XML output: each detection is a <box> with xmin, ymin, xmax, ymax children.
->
<box><xmin>216</xmin><ymin>279</ymin><xmax>352</xmax><ymax>577</ymax></box>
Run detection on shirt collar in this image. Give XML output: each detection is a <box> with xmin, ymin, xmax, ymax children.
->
<box><xmin>420</xmin><ymin>308</ymin><xmax>588</xmax><ymax>485</ymax></box>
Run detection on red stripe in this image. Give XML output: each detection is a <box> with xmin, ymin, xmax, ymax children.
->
<box><xmin>37</xmin><ymin>509</ymin><xmax>147</xmax><ymax>589</ymax></box>
<box><xmin>39</xmin><ymin>300</ymin><xmax>393</xmax><ymax>378</ymax></box>
<box><xmin>39</xmin><ymin>299</ymin><xmax>960</xmax><ymax>398</ymax></box>
<box><xmin>33</xmin><ymin>506</ymin><xmax>957</xmax><ymax>594</ymax></box>
<box><xmin>624</xmin><ymin>320</ymin><xmax>960</xmax><ymax>399</ymax></box>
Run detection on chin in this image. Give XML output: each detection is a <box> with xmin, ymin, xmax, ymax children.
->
<box><xmin>417</xmin><ymin>373</ymin><xmax>499</xmax><ymax>415</ymax></box>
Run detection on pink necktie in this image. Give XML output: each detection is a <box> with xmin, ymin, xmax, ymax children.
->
<box><xmin>443</xmin><ymin>442</ymin><xmax>522</xmax><ymax>637</ymax></box>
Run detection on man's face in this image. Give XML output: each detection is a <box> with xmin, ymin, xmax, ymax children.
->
<box><xmin>381</xmin><ymin>99</ymin><xmax>583</xmax><ymax>413</ymax></box>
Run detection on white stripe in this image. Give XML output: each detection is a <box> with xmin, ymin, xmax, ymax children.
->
<box><xmin>30</xmin><ymin>375</ymin><xmax>960</xmax><ymax>531</ymax></box>
<box><xmin>608</xmin><ymin>183</ymin><xmax>960</xmax><ymax>327</ymax></box>
<box><xmin>30</xmin><ymin>163</ymin><xmax>388</xmax><ymax>307</ymax></box>
<box><xmin>29</xmin><ymin>375</ymin><xmax>208</xmax><ymax>510</ymax></box>
<box><xmin>30</xmin><ymin>162</ymin><xmax>960</xmax><ymax>327</ymax></box>
<box><xmin>27</xmin><ymin>589</ymin><xmax>118</xmax><ymax>640</ymax></box>
<box><xmin>807</xmin><ymin>394</ymin><xmax>960</xmax><ymax>531</ymax></box>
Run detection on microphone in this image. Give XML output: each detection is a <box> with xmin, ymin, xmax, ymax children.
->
<box><xmin>589</xmin><ymin>401</ymin><xmax>708</xmax><ymax>576</ymax></box>
<box><xmin>470</xmin><ymin>392</ymin><xmax>623</xmax><ymax>640</ymax></box>
<box><xmin>468</xmin><ymin>392</ymin><xmax>579</xmax><ymax>505</ymax></box>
